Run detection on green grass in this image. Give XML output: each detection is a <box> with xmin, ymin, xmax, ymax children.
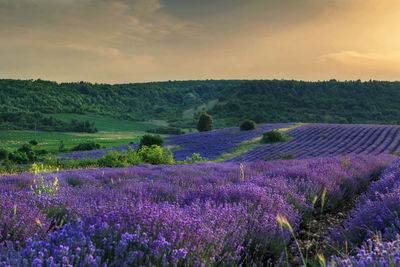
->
<box><xmin>0</xmin><ymin>130</ymin><xmax>148</xmax><ymax>154</ymax></box>
<box><xmin>0</xmin><ymin>115</ymin><xmax>172</xmax><ymax>154</ymax></box>
<box><xmin>212</xmin><ymin>137</ymin><xmax>263</xmax><ymax>163</ymax></box>
<box><xmin>51</xmin><ymin>113</ymin><xmax>159</xmax><ymax>132</ymax></box>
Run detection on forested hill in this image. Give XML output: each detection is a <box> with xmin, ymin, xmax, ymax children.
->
<box><xmin>1</xmin><ymin>79</ymin><xmax>400</xmax><ymax>130</ymax></box>
<box><xmin>212</xmin><ymin>79</ymin><xmax>400</xmax><ymax>125</ymax></box>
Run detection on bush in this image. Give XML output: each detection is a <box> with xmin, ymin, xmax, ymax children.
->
<box><xmin>138</xmin><ymin>145</ymin><xmax>174</xmax><ymax>165</ymax></box>
<box><xmin>125</xmin><ymin>148</ymin><xmax>143</xmax><ymax>165</ymax></box>
<box><xmin>0</xmin><ymin>148</ymin><xmax>8</xmax><ymax>161</ymax></box>
<box><xmin>18</xmin><ymin>143</ymin><xmax>33</xmax><ymax>153</ymax></box>
<box><xmin>98</xmin><ymin>151</ymin><xmax>128</xmax><ymax>168</ymax></box>
<box><xmin>29</xmin><ymin>139</ymin><xmax>38</xmax><ymax>146</ymax></box>
<box><xmin>71</xmin><ymin>141</ymin><xmax>101</xmax><ymax>151</ymax></box>
<box><xmin>197</xmin><ymin>113</ymin><xmax>214</xmax><ymax>132</ymax></box>
<box><xmin>8</xmin><ymin>151</ymin><xmax>38</xmax><ymax>164</ymax></box>
<box><xmin>280</xmin><ymin>153</ymin><xmax>295</xmax><ymax>160</ymax></box>
<box><xmin>97</xmin><ymin>146</ymin><xmax>173</xmax><ymax>167</ymax></box>
<box><xmin>240</xmin><ymin>120</ymin><xmax>256</xmax><ymax>131</ymax></box>
<box><xmin>183</xmin><ymin>153</ymin><xmax>208</xmax><ymax>164</ymax></box>
<box><xmin>139</xmin><ymin>134</ymin><xmax>164</xmax><ymax>148</ymax></box>
<box><xmin>262</xmin><ymin>130</ymin><xmax>286</xmax><ymax>143</ymax></box>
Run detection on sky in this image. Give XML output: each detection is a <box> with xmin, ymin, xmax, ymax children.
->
<box><xmin>1</xmin><ymin>0</ymin><xmax>400</xmax><ymax>83</ymax></box>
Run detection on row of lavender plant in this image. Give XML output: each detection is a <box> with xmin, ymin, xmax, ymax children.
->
<box><xmin>55</xmin><ymin>123</ymin><xmax>294</xmax><ymax>161</ymax></box>
<box><xmin>228</xmin><ymin>124</ymin><xmax>400</xmax><ymax>162</ymax></box>
<box><xmin>56</xmin><ymin>143</ymin><xmax>139</xmax><ymax>161</ymax></box>
<box><xmin>329</xmin><ymin>157</ymin><xmax>400</xmax><ymax>266</ymax></box>
<box><xmin>0</xmin><ymin>155</ymin><xmax>394</xmax><ymax>265</ymax></box>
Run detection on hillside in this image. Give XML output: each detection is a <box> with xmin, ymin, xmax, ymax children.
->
<box><xmin>211</xmin><ymin>79</ymin><xmax>400</xmax><ymax>125</ymax></box>
<box><xmin>2</xmin><ymin>79</ymin><xmax>400</xmax><ymax>131</ymax></box>
<box><xmin>0</xmin><ymin>79</ymin><xmax>242</xmax><ymax>131</ymax></box>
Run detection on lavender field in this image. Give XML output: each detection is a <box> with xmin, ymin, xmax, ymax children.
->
<box><xmin>0</xmin><ymin>155</ymin><xmax>398</xmax><ymax>266</ymax></box>
<box><xmin>56</xmin><ymin>123</ymin><xmax>400</xmax><ymax>163</ymax></box>
<box><xmin>229</xmin><ymin>124</ymin><xmax>400</xmax><ymax>162</ymax></box>
<box><xmin>56</xmin><ymin>123</ymin><xmax>294</xmax><ymax>161</ymax></box>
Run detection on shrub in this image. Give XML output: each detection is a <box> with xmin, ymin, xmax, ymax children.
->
<box><xmin>29</xmin><ymin>139</ymin><xmax>38</xmax><ymax>146</ymax></box>
<box><xmin>139</xmin><ymin>134</ymin><xmax>164</xmax><ymax>148</ymax></box>
<box><xmin>18</xmin><ymin>143</ymin><xmax>33</xmax><ymax>153</ymax></box>
<box><xmin>98</xmin><ymin>151</ymin><xmax>128</xmax><ymax>168</ymax></box>
<box><xmin>125</xmin><ymin>148</ymin><xmax>143</xmax><ymax>165</ymax></box>
<box><xmin>262</xmin><ymin>130</ymin><xmax>286</xmax><ymax>143</ymax></box>
<box><xmin>138</xmin><ymin>145</ymin><xmax>174</xmax><ymax>165</ymax></box>
<box><xmin>8</xmin><ymin>151</ymin><xmax>37</xmax><ymax>164</ymax></box>
<box><xmin>197</xmin><ymin>113</ymin><xmax>214</xmax><ymax>132</ymax></box>
<box><xmin>183</xmin><ymin>153</ymin><xmax>208</xmax><ymax>164</ymax></box>
<box><xmin>280</xmin><ymin>153</ymin><xmax>295</xmax><ymax>160</ymax></box>
<box><xmin>0</xmin><ymin>148</ymin><xmax>8</xmax><ymax>161</ymax></box>
<box><xmin>71</xmin><ymin>141</ymin><xmax>101</xmax><ymax>151</ymax></box>
<box><xmin>240</xmin><ymin>120</ymin><xmax>256</xmax><ymax>131</ymax></box>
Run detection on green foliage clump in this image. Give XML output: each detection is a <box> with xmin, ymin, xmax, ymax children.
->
<box><xmin>98</xmin><ymin>151</ymin><xmax>128</xmax><ymax>168</ymax></box>
<box><xmin>97</xmin><ymin>146</ymin><xmax>173</xmax><ymax>168</ymax></box>
<box><xmin>7</xmin><ymin>144</ymin><xmax>44</xmax><ymax>164</ymax></box>
<box><xmin>71</xmin><ymin>141</ymin><xmax>101</xmax><ymax>151</ymax></box>
<box><xmin>0</xmin><ymin>148</ymin><xmax>8</xmax><ymax>161</ymax></box>
<box><xmin>139</xmin><ymin>134</ymin><xmax>164</xmax><ymax>148</ymax></box>
<box><xmin>137</xmin><ymin>145</ymin><xmax>174</xmax><ymax>165</ymax></box>
<box><xmin>279</xmin><ymin>153</ymin><xmax>295</xmax><ymax>160</ymax></box>
<box><xmin>240</xmin><ymin>120</ymin><xmax>256</xmax><ymax>131</ymax></box>
<box><xmin>182</xmin><ymin>153</ymin><xmax>208</xmax><ymax>164</ymax></box>
<box><xmin>29</xmin><ymin>139</ymin><xmax>38</xmax><ymax>146</ymax></box>
<box><xmin>197</xmin><ymin>113</ymin><xmax>214</xmax><ymax>132</ymax></box>
<box><xmin>262</xmin><ymin>130</ymin><xmax>286</xmax><ymax>143</ymax></box>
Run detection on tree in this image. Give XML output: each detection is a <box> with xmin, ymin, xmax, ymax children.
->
<box><xmin>197</xmin><ymin>113</ymin><xmax>214</xmax><ymax>132</ymax></box>
<box><xmin>262</xmin><ymin>130</ymin><xmax>285</xmax><ymax>143</ymax></box>
<box><xmin>139</xmin><ymin>134</ymin><xmax>164</xmax><ymax>148</ymax></box>
<box><xmin>240</xmin><ymin>120</ymin><xmax>256</xmax><ymax>131</ymax></box>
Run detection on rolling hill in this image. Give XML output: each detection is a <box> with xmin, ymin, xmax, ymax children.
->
<box><xmin>2</xmin><ymin>79</ymin><xmax>400</xmax><ymax>132</ymax></box>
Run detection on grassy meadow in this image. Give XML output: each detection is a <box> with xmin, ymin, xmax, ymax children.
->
<box><xmin>0</xmin><ymin>115</ymin><xmax>168</xmax><ymax>154</ymax></box>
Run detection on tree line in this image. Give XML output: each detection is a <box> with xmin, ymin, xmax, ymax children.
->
<box><xmin>2</xmin><ymin>79</ymin><xmax>400</xmax><ymax>131</ymax></box>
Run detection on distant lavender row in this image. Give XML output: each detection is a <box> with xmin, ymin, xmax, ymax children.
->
<box><xmin>56</xmin><ymin>143</ymin><xmax>139</xmax><ymax>160</ymax></box>
<box><xmin>330</xmin><ymin>157</ymin><xmax>400</xmax><ymax>266</ymax></box>
<box><xmin>56</xmin><ymin>123</ymin><xmax>294</xmax><ymax>161</ymax></box>
<box><xmin>0</xmin><ymin>155</ymin><xmax>394</xmax><ymax>265</ymax></box>
<box><xmin>228</xmin><ymin>124</ymin><xmax>400</xmax><ymax>162</ymax></box>
<box><xmin>165</xmin><ymin>123</ymin><xmax>294</xmax><ymax>161</ymax></box>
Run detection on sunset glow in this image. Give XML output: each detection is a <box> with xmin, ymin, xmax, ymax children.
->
<box><xmin>1</xmin><ymin>0</ymin><xmax>400</xmax><ymax>82</ymax></box>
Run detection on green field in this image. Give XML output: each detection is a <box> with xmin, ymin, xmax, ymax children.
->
<box><xmin>51</xmin><ymin>114</ymin><xmax>159</xmax><ymax>132</ymax></box>
<box><xmin>0</xmin><ymin>115</ymin><xmax>169</xmax><ymax>154</ymax></box>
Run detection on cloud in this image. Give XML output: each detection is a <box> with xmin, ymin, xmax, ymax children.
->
<box><xmin>319</xmin><ymin>51</ymin><xmax>400</xmax><ymax>72</ymax></box>
<box><xmin>2</xmin><ymin>0</ymin><xmax>400</xmax><ymax>82</ymax></box>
